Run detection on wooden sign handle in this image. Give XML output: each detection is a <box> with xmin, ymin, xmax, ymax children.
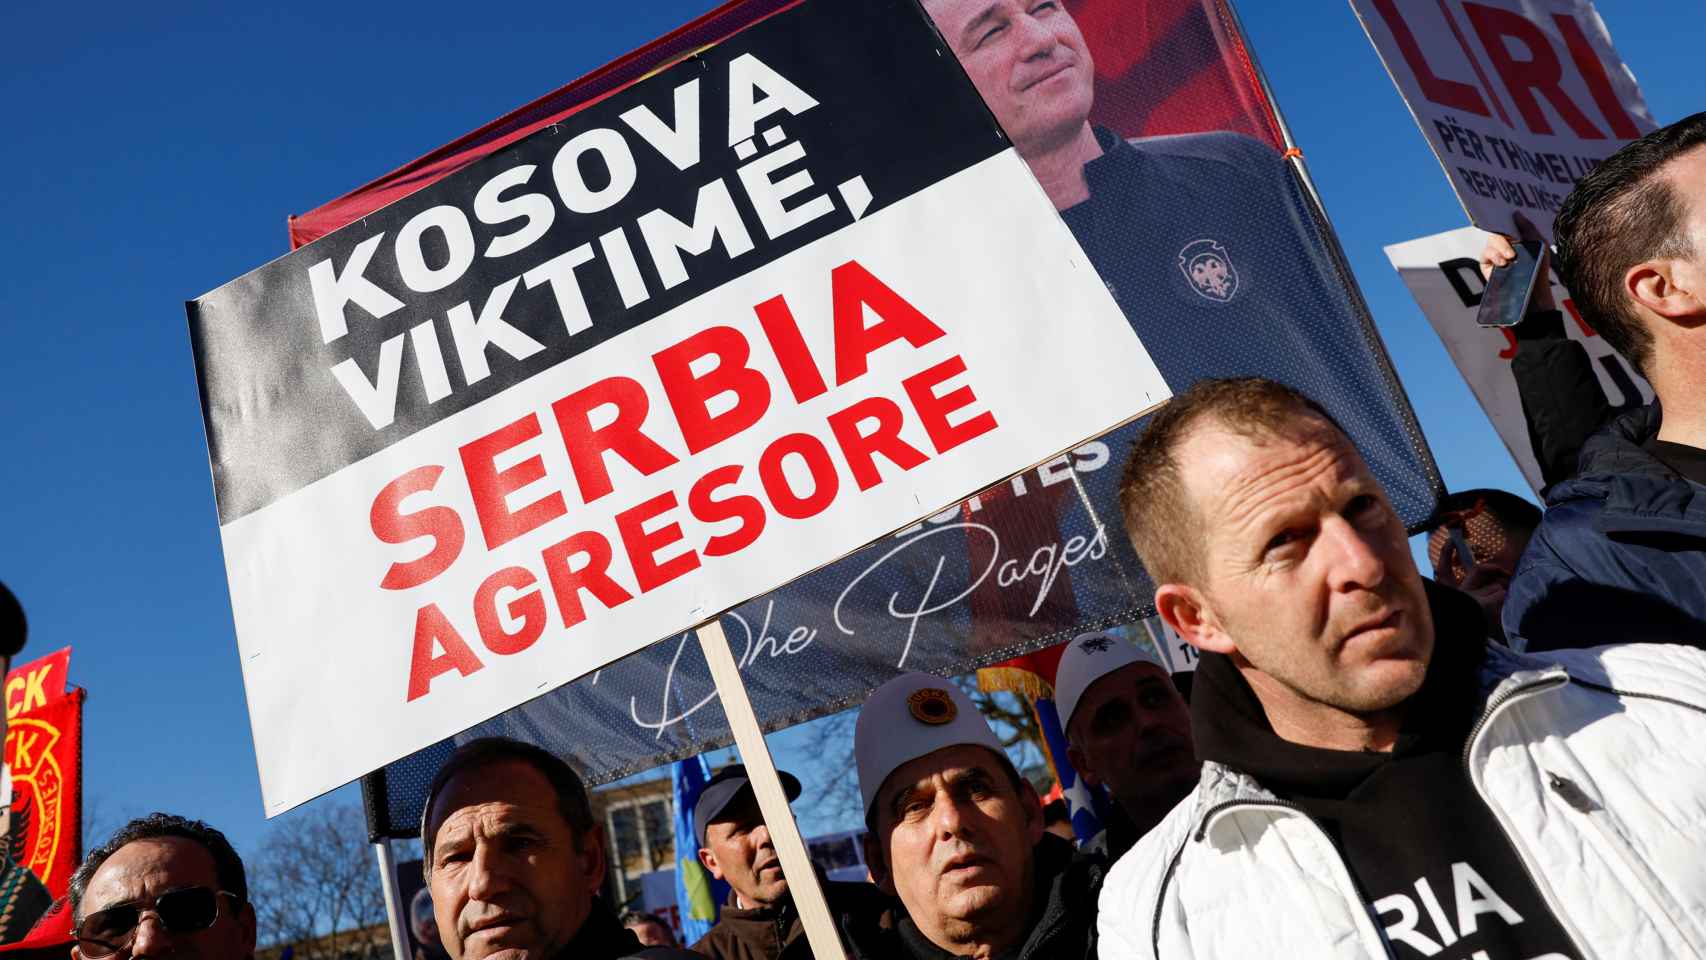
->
<box><xmin>695</xmin><ymin>619</ymin><xmax>850</xmax><ymax>960</ymax></box>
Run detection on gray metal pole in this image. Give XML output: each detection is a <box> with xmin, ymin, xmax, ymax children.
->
<box><xmin>374</xmin><ymin>839</ymin><xmax>411</xmax><ymax>960</ymax></box>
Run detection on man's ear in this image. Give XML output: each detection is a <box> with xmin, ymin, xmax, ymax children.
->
<box><xmin>1627</xmin><ymin>259</ymin><xmax>1706</xmax><ymax>323</ymax></box>
<box><xmin>1155</xmin><ymin>583</ymin><xmax>1235</xmax><ymax>656</ymax></box>
<box><xmin>578</xmin><ymin>827</ymin><xmax>607</xmax><ymax>889</ymax></box>
<box><xmin>861</xmin><ymin>831</ymin><xmax>895</xmax><ymax>896</ymax></box>
<box><xmin>697</xmin><ymin>845</ymin><xmax>726</xmax><ymax>882</ymax></box>
<box><xmin>239</xmin><ymin>901</ymin><xmax>258</xmax><ymax>956</ymax></box>
<box><xmin>1065</xmin><ymin>743</ymin><xmax>1102</xmax><ymax>790</ymax></box>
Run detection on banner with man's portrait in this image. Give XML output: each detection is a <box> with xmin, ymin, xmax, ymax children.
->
<box><xmin>283</xmin><ymin>0</ymin><xmax>1443</xmax><ymax>833</ymax></box>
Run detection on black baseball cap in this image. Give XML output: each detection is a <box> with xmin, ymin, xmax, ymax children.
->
<box><xmin>693</xmin><ymin>764</ymin><xmax>801</xmax><ymax>848</ymax></box>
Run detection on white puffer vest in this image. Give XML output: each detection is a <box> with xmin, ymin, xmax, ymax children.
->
<box><xmin>1097</xmin><ymin>642</ymin><xmax>1706</xmax><ymax>959</ymax></box>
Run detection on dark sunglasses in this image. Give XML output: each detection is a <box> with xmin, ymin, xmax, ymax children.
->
<box><xmin>75</xmin><ymin>886</ymin><xmax>239</xmax><ymax>958</ymax></box>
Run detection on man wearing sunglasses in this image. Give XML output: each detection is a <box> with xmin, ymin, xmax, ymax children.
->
<box><xmin>68</xmin><ymin>813</ymin><xmax>254</xmax><ymax>960</ymax></box>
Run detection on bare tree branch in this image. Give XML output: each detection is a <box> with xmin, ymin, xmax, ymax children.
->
<box><xmin>250</xmin><ymin>803</ymin><xmax>388</xmax><ymax>960</ymax></box>
<box><xmin>80</xmin><ymin>795</ymin><xmax>145</xmax><ymax>857</ymax></box>
<box><xmin>787</xmin><ymin>672</ymin><xmax>1055</xmax><ymax>838</ymax></box>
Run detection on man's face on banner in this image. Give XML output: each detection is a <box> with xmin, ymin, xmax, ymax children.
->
<box><xmin>925</xmin><ymin>0</ymin><xmax>1096</xmax><ymax>157</ymax></box>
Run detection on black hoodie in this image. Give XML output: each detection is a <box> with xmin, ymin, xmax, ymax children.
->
<box><xmin>1190</xmin><ymin>583</ymin><xmax>1577</xmax><ymax>960</ymax></box>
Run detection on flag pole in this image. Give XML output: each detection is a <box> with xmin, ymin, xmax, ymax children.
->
<box><xmin>1221</xmin><ymin>0</ymin><xmax>1446</xmax><ymax>518</ymax></box>
<box><xmin>373</xmin><ymin>838</ymin><xmax>411</xmax><ymax>960</ymax></box>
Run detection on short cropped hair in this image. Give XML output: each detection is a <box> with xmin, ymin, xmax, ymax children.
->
<box><xmin>70</xmin><ymin>814</ymin><xmax>247</xmax><ymax>922</ymax></box>
<box><xmin>420</xmin><ymin>737</ymin><xmax>596</xmax><ymax>878</ymax></box>
<box><xmin>1553</xmin><ymin>112</ymin><xmax>1706</xmax><ymax>378</ymax></box>
<box><xmin>1119</xmin><ymin>378</ymin><xmax>1344</xmax><ymax>585</ymax></box>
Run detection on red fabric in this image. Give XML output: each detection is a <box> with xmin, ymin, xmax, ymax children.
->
<box><xmin>288</xmin><ymin>0</ymin><xmax>1282</xmax><ymax>249</ymax></box>
<box><xmin>0</xmin><ymin>898</ymin><xmax>71</xmax><ymax>956</ymax></box>
<box><xmin>287</xmin><ymin>0</ymin><xmax>801</xmax><ymax>249</ymax></box>
<box><xmin>4</xmin><ymin>690</ymin><xmax>82</xmax><ymax>900</ymax></box>
<box><xmin>3</xmin><ymin>651</ymin><xmax>69</xmax><ymax>724</ymax></box>
<box><xmin>986</xmin><ymin>638</ymin><xmax>1071</xmax><ymax>690</ymax></box>
<box><xmin>964</xmin><ymin>479</ymin><xmax>1084</xmax><ymax>658</ymax></box>
<box><xmin>1072</xmin><ymin>0</ymin><xmax>1282</xmax><ymax>147</ymax></box>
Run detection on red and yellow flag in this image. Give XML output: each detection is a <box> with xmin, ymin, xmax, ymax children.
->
<box><xmin>3</xmin><ymin>650</ymin><xmax>81</xmax><ymax>899</ymax></box>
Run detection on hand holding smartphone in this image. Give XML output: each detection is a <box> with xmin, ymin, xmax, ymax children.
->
<box><xmin>1476</xmin><ymin>213</ymin><xmax>1555</xmax><ymax>328</ymax></box>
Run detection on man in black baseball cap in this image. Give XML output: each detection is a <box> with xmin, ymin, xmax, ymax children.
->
<box><xmin>689</xmin><ymin>765</ymin><xmax>888</xmax><ymax>960</ymax></box>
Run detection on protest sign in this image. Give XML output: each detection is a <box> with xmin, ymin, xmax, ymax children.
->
<box><xmin>1385</xmin><ymin>225</ymin><xmax>1649</xmax><ymax>492</ymax></box>
<box><xmin>1350</xmin><ymin>0</ymin><xmax>1655</xmax><ymax>239</ymax></box>
<box><xmin>333</xmin><ymin>0</ymin><xmax>1443</xmax><ymax>841</ymax></box>
<box><xmin>190</xmin><ymin>0</ymin><xmax>1164</xmax><ymax>816</ymax></box>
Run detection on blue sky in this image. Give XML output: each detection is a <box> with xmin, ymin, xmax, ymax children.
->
<box><xmin>0</xmin><ymin>0</ymin><xmax>1699</xmax><ymax>857</ymax></box>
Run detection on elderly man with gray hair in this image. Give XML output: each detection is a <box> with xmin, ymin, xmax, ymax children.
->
<box><xmin>843</xmin><ymin>674</ymin><xmax>1101</xmax><ymax>959</ymax></box>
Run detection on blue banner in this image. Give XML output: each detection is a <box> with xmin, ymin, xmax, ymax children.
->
<box><xmin>671</xmin><ymin>756</ymin><xmax>726</xmax><ymax>945</ymax></box>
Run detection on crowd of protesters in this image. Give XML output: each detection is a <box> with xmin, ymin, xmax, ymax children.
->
<box><xmin>23</xmin><ymin>25</ymin><xmax>1706</xmax><ymax>960</ymax></box>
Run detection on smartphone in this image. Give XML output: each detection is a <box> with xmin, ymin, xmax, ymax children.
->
<box><xmin>1475</xmin><ymin>238</ymin><xmax>1546</xmax><ymax>328</ymax></box>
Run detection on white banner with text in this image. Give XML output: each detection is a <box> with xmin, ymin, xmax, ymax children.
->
<box><xmin>188</xmin><ymin>0</ymin><xmax>1164</xmax><ymax>814</ymax></box>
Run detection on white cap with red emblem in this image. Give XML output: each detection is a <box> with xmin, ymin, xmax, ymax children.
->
<box><xmin>855</xmin><ymin>672</ymin><xmax>1004</xmax><ymax>818</ymax></box>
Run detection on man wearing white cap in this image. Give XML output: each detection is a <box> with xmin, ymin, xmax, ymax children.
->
<box><xmin>1054</xmin><ymin>631</ymin><xmax>1198</xmax><ymax>862</ymax></box>
<box><xmin>842</xmin><ymin>673</ymin><xmax>1101</xmax><ymax>959</ymax></box>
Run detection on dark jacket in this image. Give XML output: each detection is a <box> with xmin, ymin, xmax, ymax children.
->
<box><xmin>690</xmin><ymin>880</ymin><xmax>892</xmax><ymax>960</ymax></box>
<box><xmin>1078</xmin><ymin>801</ymin><xmax>1139</xmax><ymax>866</ymax></box>
<box><xmin>0</xmin><ymin>852</ymin><xmax>51</xmax><ymax>945</ymax></box>
<box><xmin>1503</xmin><ymin>402</ymin><xmax>1706</xmax><ymax>649</ymax></box>
<box><xmin>841</xmin><ymin>834</ymin><xmax>1101</xmax><ymax>960</ymax></box>
<box><xmin>560</xmin><ymin>906</ymin><xmax>699</xmax><ymax>960</ymax></box>
<box><xmin>1508</xmin><ymin>308</ymin><xmax>1622</xmax><ymax>490</ymax></box>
